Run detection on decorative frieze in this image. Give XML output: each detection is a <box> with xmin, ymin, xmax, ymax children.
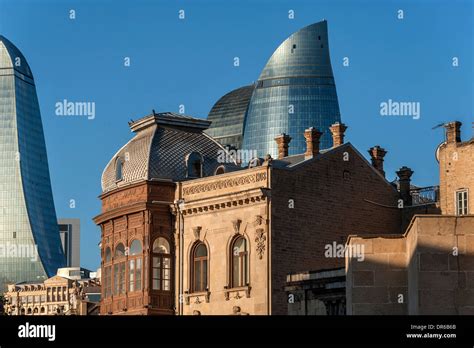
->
<box><xmin>182</xmin><ymin>172</ymin><xmax>267</xmax><ymax>197</ymax></box>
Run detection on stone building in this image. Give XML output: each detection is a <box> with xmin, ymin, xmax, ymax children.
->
<box><xmin>94</xmin><ymin>111</ymin><xmax>404</xmax><ymax>315</ymax></box>
<box><xmin>346</xmin><ymin>121</ymin><xmax>474</xmax><ymax>315</ymax></box>
<box><xmin>3</xmin><ymin>267</ymin><xmax>100</xmax><ymax>315</ymax></box>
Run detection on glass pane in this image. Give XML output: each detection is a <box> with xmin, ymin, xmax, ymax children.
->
<box><xmin>115</xmin><ymin>243</ymin><xmax>125</xmax><ymax>258</ymax></box>
<box><xmin>232</xmin><ymin>255</ymin><xmax>240</xmax><ymax>287</ymax></box>
<box><xmin>195</xmin><ymin>243</ymin><xmax>207</xmax><ymax>257</ymax></box>
<box><xmin>153</xmin><ymin>279</ymin><xmax>160</xmax><ymax>290</ymax></box>
<box><xmin>129</xmin><ymin>240</ymin><xmax>142</xmax><ymax>255</ymax></box>
<box><xmin>153</xmin><ymin>257</ymin><xmax>160</xmax><ymax>267</ymax></box>
<box><xmin>153</xmin><ymin>237</ymin><xmax>170</xmax><ymax>253</ymax></box>
<box><xmin>203</xmin><ymin>260</ymin><xmax>207</xmax><ymax>289</ymax></box>
<box><xmin>194</xmin><ymin>261</ymin><xmax>201</xmax><ymax>291</ymax></box>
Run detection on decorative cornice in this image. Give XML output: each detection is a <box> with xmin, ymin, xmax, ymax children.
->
<box><xmin>182</xmin><ymin>171</ymin><xmax>267</xmax><ymax>197</ymax></box>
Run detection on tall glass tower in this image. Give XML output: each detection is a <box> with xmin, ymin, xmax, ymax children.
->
<box><xmin>0</xmin><ymin>35</ymin><xmax>65</xmax><ymax>290</ymax></box>
<box><xmin>242</xmin><ymin>20</ymin><xmax>341</xmax><ymax>158</ymax></box>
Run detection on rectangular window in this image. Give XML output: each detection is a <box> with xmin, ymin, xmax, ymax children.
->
<box><xmin>456</xmin><ymin>190</ymin><xmax>468</xmax><ymax>215</ymax></box>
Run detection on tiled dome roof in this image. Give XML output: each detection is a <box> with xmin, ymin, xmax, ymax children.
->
<box><xmin>101</xmin><ymin>112</ymin><xmax>240</xmax><ymax>193</ymax></box>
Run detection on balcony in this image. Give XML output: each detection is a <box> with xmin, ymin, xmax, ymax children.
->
<box><xmin>410</xmin><ymin>186</ymin><xmax>439</xmax><ymax>206</ymax></box>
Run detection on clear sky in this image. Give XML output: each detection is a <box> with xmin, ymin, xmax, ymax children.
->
<box><xmin>0</xmin><ymin>0</ymin><xmax>472</xmax><ymax>270</ymax></box>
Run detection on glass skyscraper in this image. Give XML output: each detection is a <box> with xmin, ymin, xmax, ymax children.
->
<box><xmin>207</xmin><ymin>20</ymin><xmax>341</xmax><ymax>159</ymax></box>
<box><xmin>242</xmin><ymin>20</ymin><xmax>341</xmax><ymax>158</ymax></box>
<box><xmin>0</xmin><ymin>35</ymin><xmax>65</xmax><ymax>291</ymax></box>
<box><xmin>206</xmin><ymin>84</ymin><xmax>255</xmax><ymax>150</ymax></box>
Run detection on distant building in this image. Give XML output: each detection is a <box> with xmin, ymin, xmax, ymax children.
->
<box><xmin>3</xmin><ymin>267</ymin><xmax>100</xmax><ymax>315</ymax></box>
<box><xmin>346</xmin><ymin>122</ymin><xmax>474</xmax><ymax>315</ymax></box>
<box><xmin>58</xmin><ymin>219</ymin><xmax>81</xmax><ymax>267</ymax></box>
<box><xmin>0</xmin><ymin>36</ymin><xmax>65</xmax><ymax>291</ymax></box>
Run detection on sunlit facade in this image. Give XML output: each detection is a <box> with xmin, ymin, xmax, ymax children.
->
<box><xmin>0</xmin><ymin>35</ymin><xmax>65</xmax><ymax>291</ymax></box>
<box><xmin>241</xmin><ymin>20</ymin><xmax>341</xmax><ymax>158</ymax></box>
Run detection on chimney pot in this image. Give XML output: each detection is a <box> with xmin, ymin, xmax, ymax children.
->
<box><xmin>304</xmin><ymin>127</ymin><xmax>323</xmax><ymax>158</ymax></box>
<box><xmin>274</xmin><ymin>133</ymin><xmax>292</xmax><ymax>159</ymax></box>
<box><xmin>444</xmin><ymin>121</ymin><xmax>462</xmax><ymax>144</ymax></box>
<box><xmin>396</xmin><ymin>166</ymin><xmax>414</xmax><ymax>206</ymax></box>
<box><xmin>329</xmin><ymin>122</ymin><xmax>348</xmax><ymax>147</ymax></box>
<box><xmin>368</xmin><ymin>145</ymin><xmax>387</xmax><ymax>177</ymax></box>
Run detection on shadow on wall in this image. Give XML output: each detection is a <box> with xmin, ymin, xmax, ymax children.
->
<box><xmin>346</xmin><ymin>215</ymin><xmax>474</xmax><ymax>315</ymax></box>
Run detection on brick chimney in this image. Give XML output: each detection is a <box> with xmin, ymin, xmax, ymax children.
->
<box><xmin>396</xmin><ymin>166</ymin><xmax>414</xmax><ymax>206</ymax></box>
<box><xmin>368</xmin><ymin>146</ymin><xmax>387</xmax><ymax>177</ymax></box>
<box><xmin>444</xmin><ymin>121</ymin><xmax>462</xmax><ymax>144</ymax></box>
<box><xmin>274</xmin><ymin>133</ymin><xmax>292</xmax><ymax>159</ymax></box>
<box><xmin>304</xmin><ymin>127</ymin><xmax>323</xmax><ymax>158</ymax></box>
<box><xmin>329</xmin><ymin>122</ymin><xmax>348</xmax><ymax>147</ymax></box>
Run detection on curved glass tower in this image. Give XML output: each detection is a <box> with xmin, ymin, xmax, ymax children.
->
<box><xmin>242</xmin><ymin>20</ymin><xmax>341</xmax><ymax>158</ymax></box>
<box><xmin>0</xmin><ymin>35</ymin><xmax>65</xmax><ymax>290</ymax></box>
<box><xmin>206</xmin><ymin>84</ymin><xmax>255</xmax><ymax>150</ymax></box>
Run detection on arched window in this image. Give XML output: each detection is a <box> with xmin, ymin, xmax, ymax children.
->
<box><xmin>40</xmin><ymin>307</ymin><xmax>45</xmax><ymax>314</ymax></box>
<box><xmin>113</xmin><ymin>243</ymin><xmax>126</xmax><ymax>295</ymax></box>
<box><xmin>103</xmin><ymin>247</ymin><xmax>112</xmax><ymax>298</ymax></box>
<box><xmin>186</xmin><ymin>152</ymin><xmax>203</xmax><ymax>178</ymax></box>
<box><xmin>231</xmin><ymin>236</ymin><xmax>248</xmax><ymax>288</ymax></box>
<box><xmin>191</xmin><ymin>243</ymin><xmax>208</xmax><ymax>292</ymax></box>
<box><xmin>115</xmin><ymin>157</ymin><xmax>124</xmax><ymax>181</ymax></box>
<box><xmin>128</xmin><ymin>240</ymin><xmax>142</xmax><ymax>292</ymax></box>
<box><xmin>152</xmin><ymin>238</ymin><xmax>171</xmax><ymax>291</ymax></box>
<box><xmin>214</xmin><ymin>166</ymin><xmax>225</xmax><ymax>175</ymax></box>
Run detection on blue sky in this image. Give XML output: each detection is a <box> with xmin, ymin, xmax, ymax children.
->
<box><xmin>0</xmin><ymin>0</ymin><xmax>472</xmax><ymax>270</ymax></box>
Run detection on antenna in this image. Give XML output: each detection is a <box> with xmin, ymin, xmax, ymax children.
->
<box><xmin>431</xmin><ymin>122</ymin><xmax>445</xmax><ymax>130</ymax></box>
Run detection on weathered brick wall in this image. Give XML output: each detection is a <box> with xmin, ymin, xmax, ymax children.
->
<box><xmin>270</xmin><ymin>144</ymin><xmax>402</xmax><ymax>314</ymax></box>
<box><xmin>439</xmin><ymin>139</ymin><xmax>474</xmax><ymax>215</ymax></box>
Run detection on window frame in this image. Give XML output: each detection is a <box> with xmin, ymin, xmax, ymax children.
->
<box><xmin>151</xmin><ymin>237</ymin><xmax>172</xmax><ymax>292</ymax></box>
<box><xmin>455</xmin><ymin>189</ymin><xmax>469</xmax><ymax>216</ymax></box>
<box><xmin>230</xmin><ymin>236</ymin><xmax>249</xmax><ymax>288</ymax></box>
<box><xmin>191</xmin><ymin>242</ymin><xmax>208</xmax><ymax>293</ymax></box>
<box><xmin>128</xmin><ymin>240</ymin><xmax>143</xmax><ymax>292</ymax></box>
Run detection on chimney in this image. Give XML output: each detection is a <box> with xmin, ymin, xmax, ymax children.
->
<box><xmin>396</xmin><ymin>166</ymin><xmax>414</xmax><ymax>206</ymax></box>
<box><xmin>304</xmin><ymin>127</ymin><xmax>323</xmax><ymax>158</ymax></box>
<box><xmin>329</xmin><ymin>122</ymin><xmax>348</xmax><ymax>147</ymax></box>
<box><xmin>274</xmin><ymin>133</ymin><xmax>292</xmax><ymax>159</ymax></box>
<box><xmin>444</xmin><ymin>121</ymin><xmax>462</xmax><ymax>144</ymax></box>
<box><xmin>368</xmin><ymin>146</ymin><xmax>387</xmax><ymax>177</ymax></box>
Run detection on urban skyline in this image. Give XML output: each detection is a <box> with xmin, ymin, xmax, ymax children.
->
<box><xmin>0</xmin><ymin>0</ymin><xmax>472</xmax><ymax>271</ymax></box>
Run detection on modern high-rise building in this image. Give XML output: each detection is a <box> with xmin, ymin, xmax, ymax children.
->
<box><xmin>0</xmin><ymin>35</ymin><xmax>65</xmax><ymax>291</ymax></box>
<box><xmin>207</xmin><ymin>20</ymin><xmax>341</xmax><ymax>159</ymax></box>
<box><xmin>58</xmin><ymin>219</ymin><xmax>80</xmax><ymax>268</ymax></box>
<box><xmin>206</xmin><ymin>85</ymin><xmax>255</xmax><ymax>150</ymax></box>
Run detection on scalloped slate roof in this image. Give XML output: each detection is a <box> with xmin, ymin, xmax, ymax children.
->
<box><xmin>101</xmin><ymin>112</ymin><xmax>240</xmax><ymax>193</ymax></box>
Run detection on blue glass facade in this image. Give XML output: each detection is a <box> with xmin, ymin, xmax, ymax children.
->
<box><xmin>242</xmin><ymin>20</ymin><xmax>341</xmax><ymax>158</ymax></box>
<box><xmin>0</xmin><ymin>36</ymin><xmax>65</xmax><ymax>290</ymax></box>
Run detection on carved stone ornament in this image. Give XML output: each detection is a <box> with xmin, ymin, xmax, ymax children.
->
<box><xmin>255</xmin><ymin>228</ymin><xmax>266</xmax><ymax>260</ymax></box>
<box><xmin>192</xmin><ymin>226</ymin><xmax>202</xmax><ymax>240</ymax></box>
<box><xmin>232</xmin><ymin>219</ymin><xmax>242</xmax><ymax>234</ymax></box>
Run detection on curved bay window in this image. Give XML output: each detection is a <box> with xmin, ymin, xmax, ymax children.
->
<box><xmin>104</xmin><ymin>247</ymin><xmax>112</xmax><ymax>298</ymax></box>
<box><xmin>231</xmin><ymin>236</ymin><xmax>248</xmax><ymax>288</ymax></box>
<box><xmin>128</xmin><ymin>240</ymin><xmax>142</xmax><ymax>292</ymax></box>
<box><xmin>113</xmin><ymin>243</ymin><xmax>126</xmax><ymax>295</ymax></box>
<box><xmin>191</xmin><ymin>243</ymin><xmax>208</xmax><ymax>293</ymax></box>
<box><xmin>152</xmin><ymin>238</ymin><xmax>171</xmax><ymax>291</ymax></box>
